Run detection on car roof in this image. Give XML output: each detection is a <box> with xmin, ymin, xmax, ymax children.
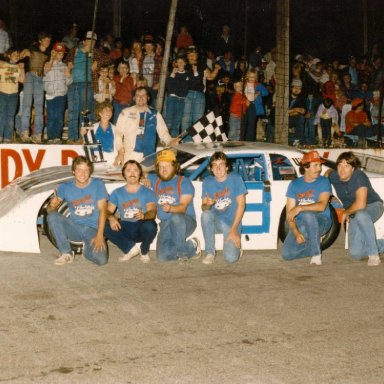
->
<box><xmin>174</xmin><ymin>141</ymin><xmax>305</xmax><ymax>158</ymax></box>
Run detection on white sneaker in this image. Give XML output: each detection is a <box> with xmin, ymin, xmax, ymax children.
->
<box><xmin>368</xmin><ymin>255</ymin><xmax>381</xmax><ymax>266</ymax></box>
<box><xmin>190</xmin><ymin>237</ymin><xmax>201</xmax><ymax>260</ymax></box>
<box><xmin>140</xmin><ymin>254</ymin><xmax>151</xmax><ymax>264</ymax></box>
<box><xmin>202</xmin><ymin>254</ymin><xmax>215</xmax><ymax>265</ymax></box>
<box><xmin>54</xmin><ymin>252</ymin><xmax>74</xmax><ymax>266</ymax></box>
<box><xmin>119</xmin><ymin>245</ymin><xmax>140</xmax><ymax>262</ymax></box>
<box><xmin>310</xmin><ymin>255</ymin><xmax>322</xmax><ymax>265</ymax></box>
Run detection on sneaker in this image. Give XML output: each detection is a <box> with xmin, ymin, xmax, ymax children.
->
<box><xmin>119</xmin><ymin>244</ymin><xmax>140</xmax><ymax>262</ymax></box>
<box><xmin>19</xmin><ymin>131</ymin><xmax>30</xmax><ymax>143</ymax></box>
<box><xmin>53</xmin><ymin>138</ymin><xmax>62</xmax><ymax>144</ymax></box>
<box><xmin>190</xmin><ymin>237</ymin><xmax>201</xmax><ymax>260</ymax></box>
<box><xmin>239</xmin><ymin>248</ymin><xmax>244</xmax><ymax>259</ymax></box>
<box><xmin>67</xmin><ymin>138</ymin><xmax>83</xmax><ymax>145</ymax></box>
<box><xmin>54</xmin><ymin>252</ymin><xmax>74</xmax><ymax>266</ymax></box>
<box><xmin>368</xmin><ymin>255</ymin><xmax>381</xmax><ymax>266</ymax></box>
<box><xmin>31</xmin><ymin>134</ymin><xmax>42</xmax><ymax>144</ymax></box>
<box><xmin>140</xmin><ymin>254</ymin><xmax>151</xmax><ymax>264</ymax></box>
<box><xmin>310</xmin><ymin>255</ymin><xmax>322</xmax><ymax>266</ymax></box>
<box><xmin>202</xmin><ymin>254</ymin><xmax>215</xmax><ymax>265</ymax></box>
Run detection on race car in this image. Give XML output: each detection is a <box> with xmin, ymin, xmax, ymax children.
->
<box><xmin>0</xmin><ymin>141</ymin><xmax>381</xmax><ymax>254</ymax></box>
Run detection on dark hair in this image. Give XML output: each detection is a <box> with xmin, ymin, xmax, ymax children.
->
<box><xmin>335</xmin><ymin>151</ymin><xmax>361</xmax><ymax>169</ymax></box>
<box><xmin>122</xmin><ymin>160</ymin><xmax>143</xmax><ymax>180</ymax></box>
<box><xmin>71</xmin><ymin>155</ymin><xmax>94</xmax><ymax>174</ymax></box>
<box><xmin>134</xmin><ymin>86</ymin><xmax>151</xmax><ymax>104</ymax></box>
<box><xmin>209</xmin><ymin>151</ymin><xmax>233</xmax><ymax>173</ymax></box>
<box><xmin>299</xmin><ymin>162</ymin><xmax>311</xmax><ymax>175</ymax></box>
<box><xmin>38</xmin><ymin>31</ymin><xmax>51</xmax><ymax>41</ymax></box>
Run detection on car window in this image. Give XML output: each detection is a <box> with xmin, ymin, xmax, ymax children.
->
<box><xmin>269</xmin><ymin>153</ymin><xmax>297</xmax><ymax>181</ymax></box>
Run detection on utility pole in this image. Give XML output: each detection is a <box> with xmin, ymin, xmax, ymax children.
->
<box><xmin>156</xmin><ymin>0</ymin><xmax>178</xmax><ymax>112</ymax></box>
<box><xmin>274</xmin><ymin>0</ymin><xmax>290</xmax><ymax>145</ymax></box>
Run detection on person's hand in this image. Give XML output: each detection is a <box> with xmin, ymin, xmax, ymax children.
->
<box><xmin>295</xmin><ymin>232</ymin><xmax>305</xmax><ymax>244</ymax></box>
<box><xmin>161</xmin><ymin>203</ymin><xmax>172</xmax><ymax>213</ymax></box>
<box><xmin>169</xmin><ymin>137</ymin><xmax>180</xmax><ymax>146</ymax></box>
<box><xmin>108</xmin><ymin>216</ymin><xmax>121</xmax><ymax>231</ymax></box>
<box><xmin>341</xmin><ymin>211</ymin><xmax>350</xmax><ymax>225</ymax></box>
<box><xmin>204</xmin><ymin>193</ymin><xmax>216</xmax><ymax>209</ymax></box>
<box><xmin>67</xmin><ymin>62</ymin><xmax>74</xmax><ymax>71</ymax></box>
<box><xmin>225</xmin><ymin>228</ymin><xmax>241</xmax><ymax>248</ymax></box>
<box><xmin>134</xmin><ymin>209</ymin><xmax>145</xmax><ymax>220</ymax></box>
<box><xmin>49</xmin><ymin>190</ymin><xmax>62</xmax><ymax>210</ymax></box>
<box><xmin>140</xmin><ymin>177</ymin><xmax>151</xmax><ymax>188</ymax></box>
<box><xmin>18</xmin><ymin>62</ymin><xmax>24</xmax><ymax>70</ymax></box>
<box><xmin>91</xmin><ymin>61</ymin><xmax>98</xmax><ymax>72</ymax></box>
<box><xmin>113</xmin><ymin>152</ymin><xmax>124</xmax><ymax>166</ymax></box>
<box><xmin>91</xmin><ymin>234</ymin><xmax>106</xmax><ymax>252</ymax></box>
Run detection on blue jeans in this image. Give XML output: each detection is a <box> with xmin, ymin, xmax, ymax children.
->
<box><xmin>181</xmin><ymin>90</ymin><xmax>205</xmax><ymax>131</ymax></box>
<box><xmin>347</xmin><ymin>201</ymin><xmax>384</xmax><ymax>259</ymax></box>
<box><xmin>289</xmin><ymin>115</ymin><xmax>305</xmax><ymax>145</ymax></box>
<box><xmin>165</xmin><ymin>95</ymin><xmax>185</xmax><ymax>137</ymax></box>
<box><xmin>46</xmin><ymin>96</ymin><xmax>66</xmax><ymax>140</ymax></box>
<box><xmin>21</xmin><ymin>72</ymin><xmax>44</xmax><ymax>135</ymax></box>
<box><xmin>0</xmin><ymin>92</ymin><xmax>18</xmax><ymax>141</ymax></box>
<box><xmin>243</xmin><ymin>105</ymin><xmax>259</xmax><ymax>141</ymax></box>
<box><xmin>105</xmin><ymin>220</ymin><xmax>157</xmax><ymax>255</ymax></box>
<box><xmin>304</xmin><ymin>117</ymin><xmax>316</xmax><ymax>145</ymax></box>
<box><xmin>228</xmin><ymin>114</ymin><xmax>241</xmax><ymax>141</ymax></box>
<box><xmin>282</xmin><ymin>212</ymin><xmax>332</xmax><ymax>260</ymax></box>
<box><xmin>47</xmin><ymin>211</ymin><xmax>108</xmax><ymax>265</ymax></box>
<box><xmin>156</xmin><ymin>213</ymin><xmax>197</xmax><ymax>261</ymax></box>
<box><xmin>201</xmin><ymin>209</ymin><xmax>241</xmax><ymax>263</ymax></box>
<box><xmin>112</xmin><ymin>100</ymin><xmax>129</xmax><ymax>124</ymax></box>
<box><xmin>67</xmin><ymin>82</ymin><xmax>94</xmax><ymax>140</ymax></box>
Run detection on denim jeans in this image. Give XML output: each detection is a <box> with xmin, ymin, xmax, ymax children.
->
<box><xmin>21</xmin><ymin>72</ymin><xmax>44</xmax><ymax>135</ymax></box>
<box><xmin>112</xmin><ymin>100</ymin><xmax>129</xmax><ymax>124</ymax></box>
<box><xmin>165</xmin><ymin>95</ymin><xmax>185</xmax><ymax>137</ymax></box>
<box><xmin>67</xmin><ymin>82</ymin><xmax>94</xmax><ymax>140</ymax></box>
<box><xmin>156</xmin><ymin>213</ymin><xmax>197</xmax><ymax>261</ymax></box>
<box><xmin>347</xmin><ymin>201</ymin><xmax>384</xmax><ymax>259</ymax></box>
<box><xmin>105</xmin><ymin>220</ymin><xmax>157</xmax><ymax>255</ymax></box>
<box><xmin>181</xmin><ymin>90</ymin><xmax>205</xmax><ymax>131</ymax></box>
<box><xmin>46</xmin><ymin>95</ymin><xmax>66</xmax><ymax>140</ymax></box>
<box><xmin>289</xmin><ymin>115</ymin><xmax>305</xmax><ymax>145</ymax></box>
<box><xmin>201</xmin><ymin>209</ymin><xmax>241</xmax><ymax>263</ymax></box>
<box><xmin>47</xmin><ymin>211</ymin><xmax>108</xmax><ymax>265</ymax></box>
<box><xmin>243</xmin><ymin>105</ymin><xmax>259</xmax><ymax>141</ymax></box>
<box><xmin>282</xmin><ymin>211</ymin><xmax>332</xmax><ymax>260</ymax></box>
<box><xmin>304</xmin><ymin>117</ymin><xmax>316</xmax><ymax>145</ymax></box>
<box><xmin>228</xmin><ymin>114</ymin><xmax>241</xmax><ymax>141</ymax></box>
<box><xmin>0</xmin><ymin>92</ymin><xmax>18</xmax><ymax>141</ymax></box>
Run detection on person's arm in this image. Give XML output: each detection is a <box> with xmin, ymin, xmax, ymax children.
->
<box><xmin>225</xmin><ymin>193</ymin><xmax>246</xmax><ymax>248</ymax></box>
<box><xmin>18</xmin><ymin>63</ymin><xmax>25</xmax><ymax>83</ymax></box>
<box><xmin>113</xmin><ymin>115</ymin><xmax>125</xmax><ymax>165</ymax></box>
<box><xmin>286</xmin><ymin>197</ymin><xmax>305</xmax><ymax>244</ymax></box>
<box><xmin>287</xmin><ymin>191</ymin><xmax>330</xmax><ymax>222</ymax></box>
<box><xmin>106</xmin><ymin>201</ymin><xmax>120</xmax><ymax>231</ymax></box>
<box><xmin>90</xmin><ymin>198</ymin><xmax>107</xmax><ymax>251</ymax></box>
<box><xmin>134</xmin><ymin>202</ymin><xmax>157</xmax><ymax>220</ymax></box>
<box><xmin>342</xmin><ymin>186</ymin><xmax>368</xmax><ymax>224</ymax></box>
<box><xmin>156</xmin><ymin>112</ymin><xmax>180</xmax><ymax>146</ymax></box>
<box><xmin>46</xmin><ymin>189</ymin><xmax>63</xmax><ymax>213</ymax></box>
<box><xmin>161</xmin><ymin>194</ymin><xmax>192</xmax><ymax>214</ymax></box>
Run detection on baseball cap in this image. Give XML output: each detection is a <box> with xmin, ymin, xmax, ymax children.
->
<box><xmin>300</xmin><ymin>150</ymin><xmax>325</xmax><ymax>165</ymax></box>
<box><xmin>291</xmin><ymin>79</ymin><xmax>302</xmax><ymax>88</ymax></box>
<box><xmin>351</xmin><ymin>98</ymin><xmax>363</xmax><ymax>108</ymax></box>
<box><xmin>53</xmin><ymin>42</ymin><xmax>66</xmax><ymax>52</ymax></box>
<box><xmin>156</xmin><ymin>149</ymin><xmax>177</xmax><ymax>164</ymax></box>
<box><xmin>86</xmin><ymin>31</ymin><xmax>97</xmax><ymax>40</ymax></box>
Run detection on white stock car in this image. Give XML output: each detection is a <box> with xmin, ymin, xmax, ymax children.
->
<box><xmin>0</xmin><ymin>141</ymin><xmax>359</xmax><ymax>254</ymax></box>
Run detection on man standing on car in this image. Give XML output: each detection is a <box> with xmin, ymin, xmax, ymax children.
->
<box><xmin>148</xmin><ymin>149</ymin><xmax>201</xmax><ymax>262</ymax></box>
<box><xmin>282</xmin><ymin>150</ymin><xmax>332</xmax><ymax>265</ymax></box>
<box><xmin>327</xmin><ymin>151</ymin><xmax>384</xmax><ymax>266</ymax></box>
<box><xmin>201</xmin><ymin>151</ymin><xmax>247</xmax><ymax>265</ymax></box>
<box><xmin>47</xmin><ymin>156</ymin><xmax>109</xmax><ymax>266</ymax></box>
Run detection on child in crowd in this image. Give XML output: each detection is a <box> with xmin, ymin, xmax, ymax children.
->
<box><xmin>94</xmin><ymin>65</ymin><xmax>115</xmax><ymax>104</ymax></box>
<box><xmin>243</xmin><ymin>68</ymin><xmax>269</xmax><ymax>141</ymax></box>
<box><xmin>43</xmin><ymin>42</ymin><xmax>73</xmax><ymax>143</ymax></box>
<box><xmin>165</xmin><ymin>55</ymin><xmax>190</xmax><ymax>137</ymax></box>
<box><xmin>0</xmin><ymin>48</ymin><xmax>25</xmax><ymax>143</ymax></box>
<box><xmin>216</xmin><ymin>71</ymin><xmax>233</xmax><ymax>134</ymax></box>
<box><xmin>112</xmin><ymin>61</ymin><xmax>136</xmax><ymax>123</ymax></box>
<box><xmin>80</xmin><ymin>101</ymin><xmax>118</xmax><ymax>164</ymax></box>
<box><xmin>228</xmin><ymin>81</ymin><xmax>249</xmax><ymax>140</ymax></box>
<box><xmin>314</xmin><ymin>97</ymin><xmax>340</xmax><ymax>147</ymax></box>
<box><xmin>304</xmin><ymin>89</ymin><xmax>322</xmax><ymax>146</ymax></box>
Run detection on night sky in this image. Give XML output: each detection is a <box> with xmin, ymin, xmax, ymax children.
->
<box><xmin>1</xmin><ymin>0</ymin><xmax>384</xmax><ymax>61</ymax></box>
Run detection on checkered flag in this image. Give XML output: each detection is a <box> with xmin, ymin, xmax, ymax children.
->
<box><xmin>187</xmin><ymin>107</ymin><xmax>228</xmax><ymax>143</ymax></box>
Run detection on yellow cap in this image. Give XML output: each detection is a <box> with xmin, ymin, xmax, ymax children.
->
<box><xmin>156</xmin><ymin>149</ymin><xmax>176</xmax><ymax>164</ymax></box>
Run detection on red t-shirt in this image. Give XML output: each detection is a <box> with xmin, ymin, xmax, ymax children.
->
<box><xmin>230</xmin><ymin>92</ymin><xmax>248</xmax><ymax>117</ymax></box>
<box><xmin>345</xmin><ymin>110</ymin><xmax>370</xmax><ymax>134</ymax></box>
<box><xmin>113</xmin><ymin>75</ymin><xmax>135</xmax><ymax>104</ymax></box>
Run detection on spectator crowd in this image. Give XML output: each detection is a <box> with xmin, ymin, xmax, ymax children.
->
<box><xmin>1</xmin><ymin>18</ymin><xmax>384</xmax><ymax>148</ymax></box>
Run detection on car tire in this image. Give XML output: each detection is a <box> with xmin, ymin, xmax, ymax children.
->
<box><xmin>41</xmin><ymin>195</ymin><xmax>84</xmax><ymax>255</ymax></box>
<box><xmin>278</xmin><ymin>204</ymin><xmax>341</xmax><ymax>251</ymax></box>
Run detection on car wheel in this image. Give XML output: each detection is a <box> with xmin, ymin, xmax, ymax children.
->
<box><xmin>41</xmin><ymin>194</ymin><xmax>84</xmax><ymax>254</ymax></box>
<box><xmin>278</xmin><ymin>204</ymin><xmax>341</xmax><ymax>251</ymax></box>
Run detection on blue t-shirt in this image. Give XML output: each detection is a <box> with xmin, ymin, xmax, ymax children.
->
<box><xmin>149</xmin><ymin>174</ymin><xmax>195</xmax><ymax>221</ymax></box>
<box><xmin>95</xmin><ymin>123</ymin><xmax>114</xmax><ymax>153</ymax></box>
<box><xmin>57</xmin><ymin>178</ymin><xmax>108</xmax><ymax>228</ymax></box>
<box><xmin>286</xmin><ymin>175</ymin><xmax>331</xmax><ymax>219</ymax></box>
<box><xmin>109</xmin><ymin>185</ymin><xmax>155</xmax><ymax>222</ymax></box>
<box><xmin>202</xmin><ymin>172</ymin><xmax>247</xmax><ymax>228</ymax></box>
<box><xmin>329</xmin><ymin>169</ymin><xmax>382</xmax><ymax>209</ymax></box>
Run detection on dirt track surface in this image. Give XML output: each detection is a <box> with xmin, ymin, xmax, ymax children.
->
<box><xmin>1</xmin><ymin>232</ymin><xmax>383</xmax><ymax>384</ymax></box>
